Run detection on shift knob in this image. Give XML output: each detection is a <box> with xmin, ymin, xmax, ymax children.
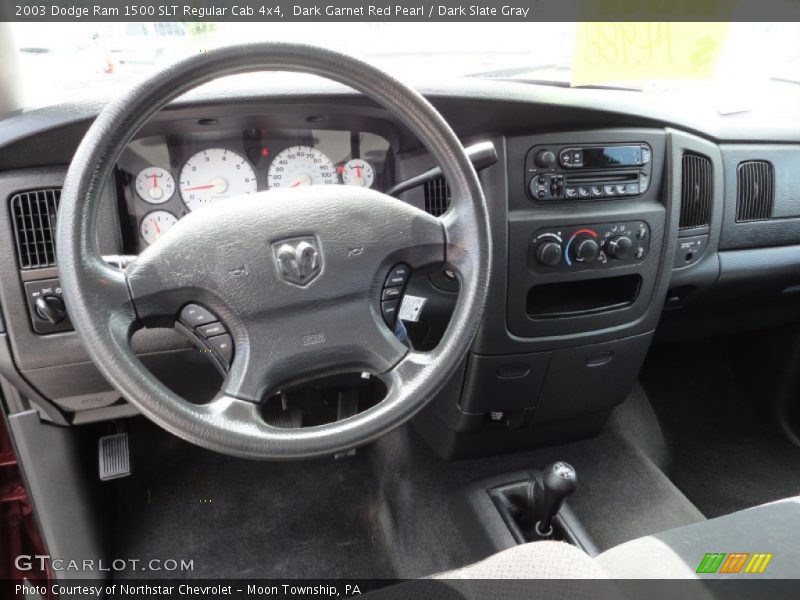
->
<box><xmin>536</xmin><ymin>461</ymin><xmax>578</xmax><ymax>535</ymax></box>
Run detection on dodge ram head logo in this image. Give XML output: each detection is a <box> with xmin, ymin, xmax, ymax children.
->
<box><xmin>272</xmin><ymin>237</ymin><xmax>322</xmax><ymax>286</ymax></box>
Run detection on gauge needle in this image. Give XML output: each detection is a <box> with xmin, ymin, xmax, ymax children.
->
<box><xmin>152</xmin><ymin>174</ymin><xmax>158</xmax><ymax>190</ymax></box>
<box><xmin>185</xmin><ymin>184</ymin><xmax>216</xmax><ymax>191</ymax></box>
<box><xmin>291</xmin><ymin>173</ymin><xmax>313</xmax><ymax>187</ymax></box>
<box><xmin>154</xmin><ymin>221</ymin><xmax>161</xmax><ymax>234</ymax></box>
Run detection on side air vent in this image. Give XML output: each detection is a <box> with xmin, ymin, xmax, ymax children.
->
<box><xmin>736</xmin><ymin>161</ymin><xmax>774</xmax><ymax>222</ymax></box>
<box><xmin>424</xmin><ymin>178</ymin><xmax>450</xmax><ymax>217</ymax></box>
<box><xmin>679</xmin><ymin>153</ymin><xmax>713</xmax><ymax>229</ymax></box>
<box><xmin>10</xmin><ymin>188</ymin><xmax>61</xmax><ymax>269</ymax></box>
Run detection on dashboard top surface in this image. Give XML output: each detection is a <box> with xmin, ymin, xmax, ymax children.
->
<box><xmin>3</xmin><ymin>76</ymin><xmax>800</xmax><ymax>163</ymax></box>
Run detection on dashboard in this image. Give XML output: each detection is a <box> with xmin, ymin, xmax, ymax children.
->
<box><xmin>2</xmin><ymin>80</ymin><xmax>800</xmax><ymax>459</ymax></box>
<box><xmin>117</xmin><ymin>127</ymin><xmax>392</xmax><ymax>251</ymax></box>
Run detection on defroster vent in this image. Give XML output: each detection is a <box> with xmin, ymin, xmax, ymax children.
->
<box><xmin>10</xmin><ymin>188</ymin><xmax>61</xmax><ymax>269</ymax></box>
<box><xmin>424</xmin><ymin>178</ymin><xmax>450</xmax><ymax>217</ymax></box>
<box><xmin>679</xmin><ymin>153</ymin><xmax>713</xmax><ymax>229</ymax></box>
<box><xmin>736</xmin><ymin>161</ymin><xmax>774</xmax><ymax>222</ymax></box>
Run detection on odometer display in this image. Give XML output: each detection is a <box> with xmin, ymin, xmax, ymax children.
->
<box><xmin>267</xmin><ymin>146</ymin><xmax>338</xmax><ymax>189</ymax></box>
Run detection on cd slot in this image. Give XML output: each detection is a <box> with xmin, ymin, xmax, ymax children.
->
<box><xmin>566</xmin><ymin>172</ymin><xmax>639</xmax><ymax>185</ymax></box>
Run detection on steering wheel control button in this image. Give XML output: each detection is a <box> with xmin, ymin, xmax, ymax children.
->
<box><xmin>175</xmin><ymin>304</ymin><xmax>233</xmax><ymax>373</ymax></box>
<box><xmin>381</xmin><ymin>300</ymin><xmax>400</xmax><ymax>328</ymax></box>
<box><xmin>207</xmin><ymin>334</ymin><xmax>234</xmax><ymax>365</ymax></box>
<box><xmin>385</xmin><ymin>264</ymin><xmax>410</xmax><ymax>287</ymax></box>
<box><xmin>380</xmin><ymin>263</ymin><xmax>413</xmax><ymax>330</ymax></box>
<box><xmin>197</xmin><ymin>322</ymin><xmax>227</xmax><ymax>338</ymax></box>
<box><xmin>382</xmin><ymin>287</ymin><xmax>403</xmax><ymax>301</ymax></box>
<box><xmin>180</xmin><ymin>304</ymin><xmax>218</xmax><ymax>327</ymax></box>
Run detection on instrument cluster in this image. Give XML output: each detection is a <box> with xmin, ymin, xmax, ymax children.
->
<box><xmin>117</xmin><ymin>128</ymin><xmax>392</xmax><ymax>249</ymax></box>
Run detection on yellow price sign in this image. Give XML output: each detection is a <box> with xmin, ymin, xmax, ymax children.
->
<box><xmin>572</xmin><ymin>23</ymin><xmax>729</xmax><ymax>87</ymax></box>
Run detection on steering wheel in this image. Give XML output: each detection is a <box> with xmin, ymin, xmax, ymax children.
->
<box><xmin>57</xmin><ymin>44</ymin><xmax>490</xmax><ymax>459</ymax></box>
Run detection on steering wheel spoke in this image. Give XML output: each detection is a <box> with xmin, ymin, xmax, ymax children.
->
<box><xmin>220</xmin><ymin>296</ymin><xmax>408</xmax><ymax>403</ymax></box>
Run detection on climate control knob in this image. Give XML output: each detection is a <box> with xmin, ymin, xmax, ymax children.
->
<box><xmin>571</xmin><ymin>237</ymin><xmax>600</xmax><ymax>263</ymax></box>
<box><xmin>607</xmin><ymin>235</ymin><xmax>634</xmax><ymax>260</ymax></box>
<box><xmin>536</xmin><ymin>241</ymin><xmax>562</xmax><ymax>266</ymax></box>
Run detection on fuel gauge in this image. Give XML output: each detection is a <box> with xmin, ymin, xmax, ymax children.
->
<box><xmin>140</xmin><ymin>210</ymin><xmax>177</xmax><ymax>245</ymax></box>
<box><xmin>341</xmin><ymin>159</ymin><xmax>375</xmax><ymax>188</ymax></box>
<box><xmin>136</xmin><ymin>167</ymin><xmax>175</xmax><ymax>204</ymax></box>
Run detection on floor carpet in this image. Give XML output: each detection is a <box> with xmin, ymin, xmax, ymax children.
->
<box><xmin>642</xmin><ymin>339</ymin><xmax>800</xmax><ymax>518</ymax></box>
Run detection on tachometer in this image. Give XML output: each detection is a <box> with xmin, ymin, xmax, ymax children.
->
<box><xmin>267</xmin><ymin>145</ymin><xmax>337</xmax><ymax>189</ymax></box>
<box><xmin>179</xmin><ymin>148</ymin><xmax>257</xmax><ymax>211</ymax></box>
<box><xmin>140</xmin><ymin>210</ymin><xmax>177</xmax><ymax>245</ymax></box>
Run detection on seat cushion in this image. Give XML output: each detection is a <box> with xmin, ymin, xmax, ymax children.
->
<box><xmin>597</xmin><ymin>496</ymin><xmax>800</xmax><ymax>578</ymax></box>
<box><xmin>436</xmin><ymin>540</ymin><xmax>606</xmax><ymax>579</ymax></box>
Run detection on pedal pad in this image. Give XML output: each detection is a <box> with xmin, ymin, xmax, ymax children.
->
<box><xmin>98</xmin><ymin>432</ymin><xmax>131</xmax><ymax>481</ymax></box>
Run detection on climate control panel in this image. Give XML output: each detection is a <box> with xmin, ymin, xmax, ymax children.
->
<box><xmin>528</xmin><ymin>221</ymin><xmax>650</xmax><ymax>273</ymax></box>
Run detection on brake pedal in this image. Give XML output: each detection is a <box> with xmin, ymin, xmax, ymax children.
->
<box><xmin>98</xmin><ymin>432</ymin><xmax>131</xmax><ymax>481</ymax></box>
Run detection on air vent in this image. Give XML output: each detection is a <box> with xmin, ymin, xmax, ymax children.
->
<box><xmin>10</xmin><ymin>188</ymin><xmax>61</xmax><ymax>269</ymax></box>
<box><xmin>424</xmin><ymin>178</ymin><xmax>450</xmax><ymax>217</ymax></box>
<box><xmin>736</xmin><ymin>161</ymin><xmax>774</xmax><ymax>222</ymax></box>
<box><xmin>679</xmin><ymin>153</ymin><xmax>713</xmax><ymax>229</ymax></box>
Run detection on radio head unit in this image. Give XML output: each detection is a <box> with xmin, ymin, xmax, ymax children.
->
<box><xmin>526</xmin><ymin>143</ymin><xmax>653</xmax><ymax>202</ymax></box>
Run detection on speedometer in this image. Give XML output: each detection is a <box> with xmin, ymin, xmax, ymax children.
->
<box><xmin>179</xmin><ymin>148</ymin><xmax>257</xmax><ymax>211</ymax></box>
<box><xmin>267</xmin><ymin>146</ymin><xmax>337</xmax><ymax>189</ymax></box>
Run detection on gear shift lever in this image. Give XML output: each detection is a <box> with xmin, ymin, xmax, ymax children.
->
<box><xmin>535</xmin><ymin>461</ymin><xmax>578</xmax><ymax>536</ymax></box>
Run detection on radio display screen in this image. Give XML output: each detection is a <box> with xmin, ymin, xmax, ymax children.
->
<box><xmin>583</xmin><ymin>146</ymin><xmax>641</xmax><ymax>168</ymax></box>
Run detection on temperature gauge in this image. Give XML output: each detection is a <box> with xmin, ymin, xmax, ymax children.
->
<box><xmin>136</xmin><ymin>167</ymin><xmax>175</xmax><ymax>204</ymax></box>
<box><xmin>341</xmin><ymin>159</ymin><xmax>375</xmax><ymax>188</ymax></box>
<box><xmin>140</xmin><ymin>210</ymin><xmax>177</xmax><ymax>245</ymax></box>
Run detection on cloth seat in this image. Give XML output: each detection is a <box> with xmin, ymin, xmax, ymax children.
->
<box><xmin>434</xmin><ymin>496</ymin><xmax>800</xmax><ymax>580</ymax></box>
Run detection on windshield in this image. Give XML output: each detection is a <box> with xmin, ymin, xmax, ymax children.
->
<box><xmin>7</xmin><ymin>22</ymin><xmax>800</xmax><ymax>110</ymax></box>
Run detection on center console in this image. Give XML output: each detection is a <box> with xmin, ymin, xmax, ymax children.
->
<box><xmin>415</xmin><ymin>129</ymin><xmax>676</xmax><ymax>459</ymax></box>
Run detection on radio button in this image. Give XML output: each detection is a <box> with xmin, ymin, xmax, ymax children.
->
<box><xmin>564</xmin><ymin>187</ymin><xmax>578</xmax><ymax>199</ymax></box>
<box><xmin>573</xmin><ymin>150</ymin><xmax>583</xmax><ymax>167</ymax></box>
<box><xmin>615</xmin><ymin>184</ymin><xmax>627</xmax><ymax>196</ymax></box>
<box><xmin>559</xmin><ymin>150</ymin><xmax>573</xmax><ymax>168</ymax></box>
<box><xmin>639</xmin><ymin>175</ymin><xmax>649</xmax><ymax>193</ymax></box>
<box><xmin>591</xmin><ymin>185</ymin><xmax>604</xmax><ymax>197</ymax></box>
<box><xmin>603</xmin><ymin>185</ymin><xmax>616</xmax><ymax>196</ymax></box>
<box><xmin>578</xmin><ymin>186</ymin><xmax>591</xmax><ymax>198</ymax></box>
<box><xmin>641</xmin><ymin>146</ymin><xmax>651</xmax><ymax>164</ymax></box>
<box><xmin>626</xmin><ymin>183</ymin><xmax>640</xmax><ymax>195</ymax></box>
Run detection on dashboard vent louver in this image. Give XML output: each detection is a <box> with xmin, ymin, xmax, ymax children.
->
<box><xmin>736</xmin><ymin>160</ymin><xmax>774</xmax><ymax>222</ymax></box>
<box><xmin>679</xmin><ymin>153</ymin><xmax>713</xmax><ymax>229</ymax></box>
<box><xmin>424</xmin><ymin>178</ymin><xmax>451</xmax><ymax>217</ymax></box>
<box><xmin>10</xmin><ymin>188</ymin><xmax>61</xmax><ymax>269</ymax></box>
